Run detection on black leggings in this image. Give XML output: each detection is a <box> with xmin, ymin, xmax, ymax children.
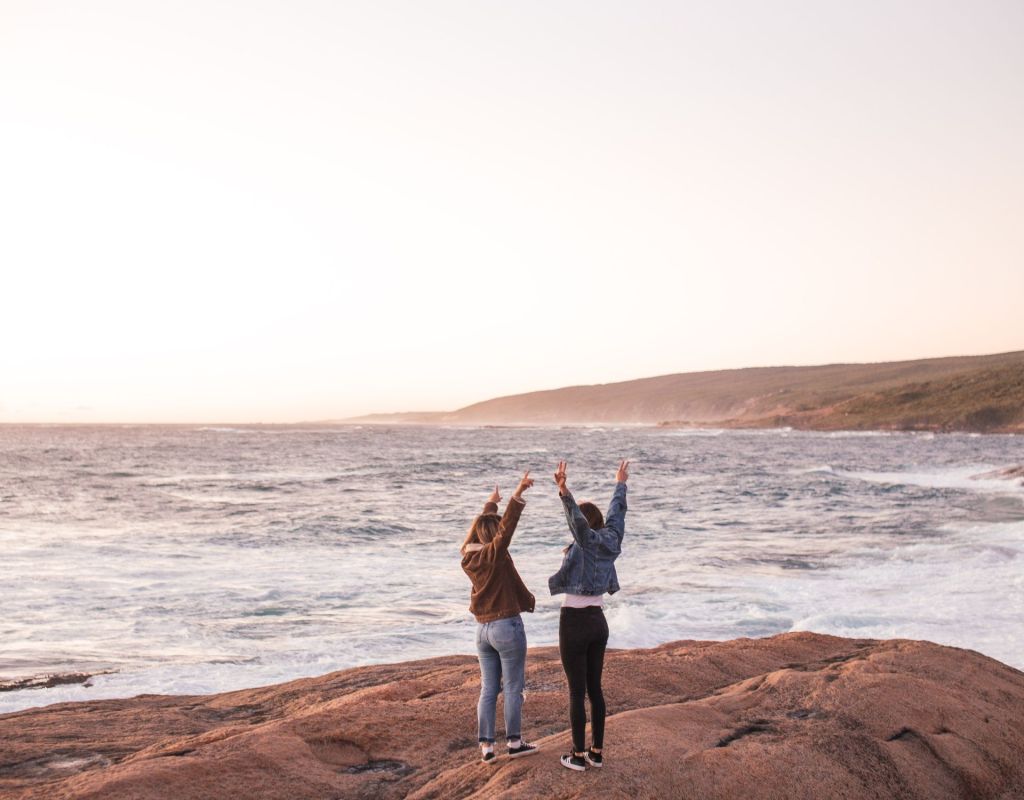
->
<box><xmin>558</xmin><ymin>606</ymin><xmax>609</xmax><ymax>753</ymax></box>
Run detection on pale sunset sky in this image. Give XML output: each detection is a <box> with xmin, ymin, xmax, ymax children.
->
<box><xmin>1</xmin><ymin>1</ymin><xmax>1022</xmax><ymax>422</ymax></box>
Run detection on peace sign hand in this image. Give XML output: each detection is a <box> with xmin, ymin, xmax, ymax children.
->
<box><xmin>554</xmin><ymin>460</ymin><xmax>568</xmax><ymax>495</ymax></box>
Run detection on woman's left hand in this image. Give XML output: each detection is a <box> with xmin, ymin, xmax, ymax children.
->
<box><xmin>486</xmin><ymin>485</ymin><xmax>501</xmax><ymax>504</ymax></box>
<box><xmin>554</xmin><ymin>460</ymin><xmax>568</xmax><ymax>494</ymax></box>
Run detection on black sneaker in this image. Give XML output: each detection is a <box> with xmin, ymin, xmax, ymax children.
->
<box><xmin>481</xmin><ymin>749</ymin><xmax>497</xmax><ymax>764</ymax></box>
<box><xmin>507</xmin><ymin>741</ymin><xmax>539</xmax><ymax>759</ymax></box>
<box><xmin>560</xmin><ymin>752</ymin><xmax>587</xmax><ymax>771</ymax></box>
<box><xmin>585</xmin><ymin>749</ymin><xmax>603</xmax><ymax>768</ymax></box>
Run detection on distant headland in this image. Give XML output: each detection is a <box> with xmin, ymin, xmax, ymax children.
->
<box><xmin>337</xmin><ymin>350</ymin><xmax>1024</xmax><ymax>433</ymax></box>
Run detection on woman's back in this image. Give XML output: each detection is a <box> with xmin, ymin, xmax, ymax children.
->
<box><xmin>548</xmin><ymin>478</ymin><xmax>627</xmax><ymax>597</ymax></box>
<box><xmin>461</xmin><ymin>498</ymin><xmax>536</xmax><ymax>622</ymax></box>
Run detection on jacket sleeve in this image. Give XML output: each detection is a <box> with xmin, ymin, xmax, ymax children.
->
<box><xmin>605</xmin><ymin>482</ymin><xmax>627</xmax><ymax>536</ymax></box>
<box><xmin>560</xmin><ymin>492</ymin><xmax>593</xmax><ymax>547</ymax></box>
<box><xmin>490</xmin><ymin>496</ymin><xmax>525</xmax><ymax>555</ymax></box>
<box><xmin>482</xmin><ymin>501</ymin><xmax>499</xmax><ymax>514</ymax></box>
<box><xmin>591</xmin><ymin>482</ymin><xmax>627</xmax><ymax>554</ymax></box>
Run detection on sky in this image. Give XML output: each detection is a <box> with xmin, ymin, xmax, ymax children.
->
<box><xmin>1</xmin><ymin>1</ymin><xmax>1022</xmax><ymax>423</ymax></box>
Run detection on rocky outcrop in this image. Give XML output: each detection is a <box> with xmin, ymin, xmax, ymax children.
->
<box><xmin>1</xmin><ymin>633</ymin><xmax>1023</xmax><ymax>799</ymax></box>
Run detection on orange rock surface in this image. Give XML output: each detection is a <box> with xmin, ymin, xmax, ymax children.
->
<box><xmin>2</xmin><ymin>632</ymin><xmax>1022</xmax><ymax>799</ymax></box>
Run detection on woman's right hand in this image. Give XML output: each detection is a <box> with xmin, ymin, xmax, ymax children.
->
<box><xmin>615</xmin><ymin>459</ymin><xmax>630</xmax><ymax>483</ymax></box>
<box><xmin>512</xmin><ymin>470</ymin><xmax>534</xmax><ymax>500</ymax></box>
<box><xmin>554</xmin><ymin>460</ymin><xmax>568</xmax><ymax>495</ymax></box>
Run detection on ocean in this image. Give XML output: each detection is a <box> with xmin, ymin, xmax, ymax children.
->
<box><xmin>1</xmin><ymin>424</ymin><xmax>1021</xmax><ymax>714</ymax></box>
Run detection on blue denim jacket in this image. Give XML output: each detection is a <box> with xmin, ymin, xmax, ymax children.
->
<box><xmin>548</xmin><ymin>482</ymin><xmax>627</xmax><ymax>596</ymax></box>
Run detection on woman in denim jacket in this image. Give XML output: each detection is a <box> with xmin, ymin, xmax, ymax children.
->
<box><xmin>549</xmin><ymin>459</ymin><xmax>629</xmax><ymax>772</ymax></box>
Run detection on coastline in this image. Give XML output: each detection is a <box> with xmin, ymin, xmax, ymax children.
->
<box><xmin>333</xmin><ymin>351</ymin><xmax>1024</xmax><ymax>434</ymax></box>
<box><xmin>3</xmin><ymin>632</ymin><xmax>1023</xmax><ymax>799</ymax></box>
<box><xmin>334</xmin><ymin>419</ymin><xmax>1024</xmax><ymax>435</ymax></box>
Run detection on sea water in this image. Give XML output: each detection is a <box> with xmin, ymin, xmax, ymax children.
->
<box><xmin>1</xmin><ymin>424</ymin><xmax>1021</xmax><ymax>713</ymax></box>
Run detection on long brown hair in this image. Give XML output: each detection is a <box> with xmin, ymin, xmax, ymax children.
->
<box><xmin>579</xmin><ymin>501</ymin><xmax>604</xmax><ymax>530</ymax></box>
<box><xmin>461</xmin><ymin>513</ymin><xmax>500</xmax><ymax>553</ymax></box>
<box><xmin>564</xmin><ymin>502</ymin><xmax>605</xmax><ymax>554</ymax></box>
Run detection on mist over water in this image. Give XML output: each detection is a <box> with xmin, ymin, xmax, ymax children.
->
<box><xmin>1</xmin><ymin>424</ymin><xmax>1022</xmax><ymax>713</ymax></box>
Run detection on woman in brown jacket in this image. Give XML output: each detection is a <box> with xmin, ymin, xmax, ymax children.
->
<box><xmin>461</xmin><ymin>470</ymin><xmax>540</xmax><ymax>764</ymax></box>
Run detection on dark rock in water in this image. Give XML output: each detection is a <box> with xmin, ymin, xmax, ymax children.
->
<box><xmin>0</xmin><ymin>671</ymin><xmax>115</xmax><ymax>693</ymax></box>
<box><xmin>971</xmin><ymin>464</ymin><xmax>1024</xmax><ymax>483</ymax></box>
<box><xmin>1</xmin><ymin>633</ymin><xmax>1023</xmax><ymax>799</ymax></box>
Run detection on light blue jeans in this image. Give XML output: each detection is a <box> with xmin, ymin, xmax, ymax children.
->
<box><xmin>476</xmin><ymin>614</ymin><xmax>527</xmax><ymax>743</ymax></box>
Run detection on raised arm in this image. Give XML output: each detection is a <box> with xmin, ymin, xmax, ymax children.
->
<box><xmin>554</xmin><ymin>460</ymin><xmax>593</xmax><ymax>546</ymax></box>
<box><xmin>491</xmin><ymin>471</ymin><xmax>534</xmax><ymax>555</ymax></box>
<box><xmin>604</xmin><ymin>460</ymin><xmax>629</xmax><ymax>537</ymax></box>
<box><xmin>482</xmin><ymin>484</ymin><xmax>501</xmax><ymax>515</ymax></box>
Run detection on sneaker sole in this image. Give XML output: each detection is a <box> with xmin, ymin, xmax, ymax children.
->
<box><xmin>560</xmin><ymin>758</ymin><xmax>586</xmax><ymax>772</ymax></box>
<box><xmin>508</xmin><ymin>748</ymin><xmax>540</xmax><ymax>759</ymax></box>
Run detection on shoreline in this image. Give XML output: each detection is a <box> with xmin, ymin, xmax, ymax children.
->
<box><xmin>5</xmin><ymin>422</ymin><xmax>1017</xmax><ymax>437</ymax></box>
<box><xmin>335</xmin><ymin>419</ymin><xmax>1024</xmax><ymax>435</ymax></box>
<box><xmin>2</xmin><ymin>420</ymin><xmax>1022</xmax><ymax>435</ymax></box>
<box><xmin>2</xmin><ymin>632</ymin><xmax>1023</xmax><ymax>799</ymax></box>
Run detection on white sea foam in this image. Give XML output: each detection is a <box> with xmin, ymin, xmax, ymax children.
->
<box><xmin>790</xmin><ymin>464</ymin><xmax>835</xmax><ymax>475</ymax></box>
<box><xmin>826</xmin><ymin>430</ymin><xmax>895</xmax><ymax>438</ymax></box>
<box><xmin>785</xmin><ymin>519</ymin><xmax>1024</xmax><ymax>663</ymax></box>
<box><xmin>737</xmin><ymin>426</ymin><xmax>793</xmax><ymax>435</ymax></box>
<box><xmin>844</xmin><ymin>465</ymin><xmax>1024</xmax><ymax>494</ymax></box>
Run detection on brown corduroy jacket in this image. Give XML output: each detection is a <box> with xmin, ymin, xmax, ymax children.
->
<box><xmin>461</xmin><ymin>497</ymin><xmax>536</xmax><ymax>623</ymax></box>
